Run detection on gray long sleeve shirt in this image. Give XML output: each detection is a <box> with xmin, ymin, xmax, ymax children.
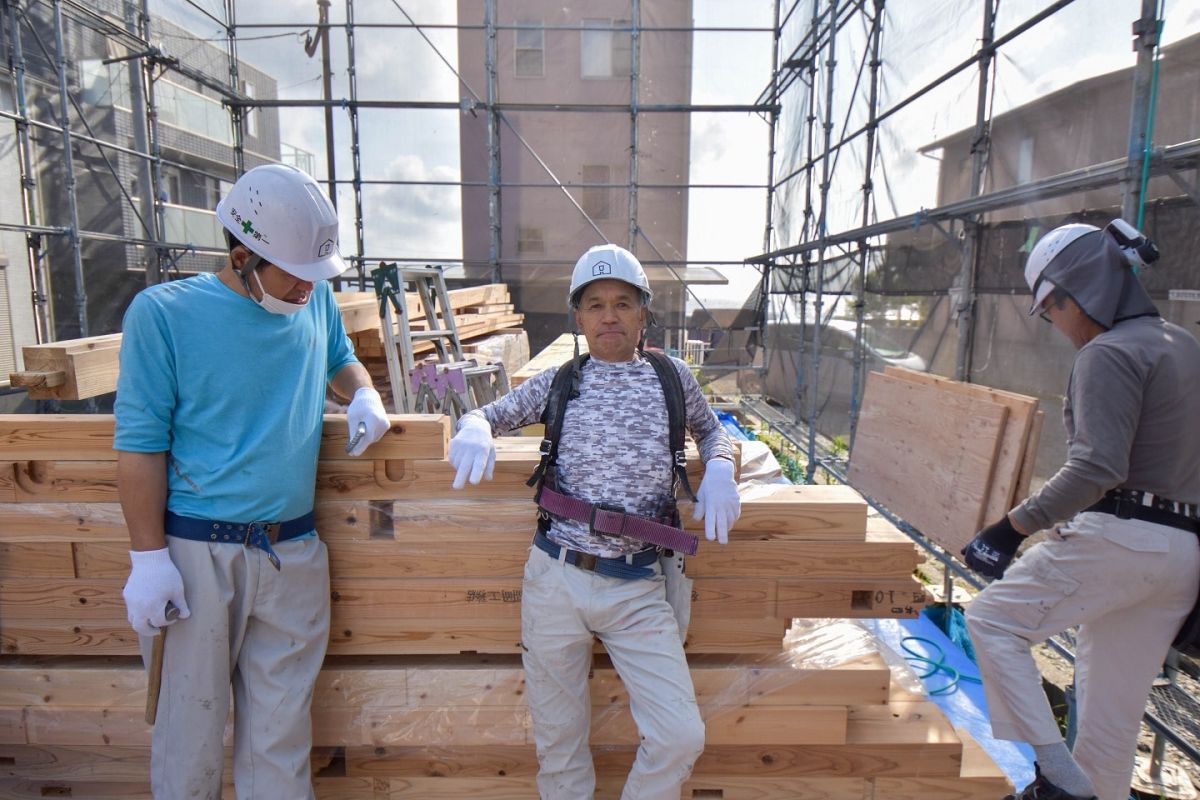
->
<box><xmin>1012</xmin><ymin>316</ymin><xmax>1200</xmax><ymax>533</ymax></box>
<box><xmin>464</xmin><ymin>353</ymin><xmax>734</xmax><ymax>557</ymax></box>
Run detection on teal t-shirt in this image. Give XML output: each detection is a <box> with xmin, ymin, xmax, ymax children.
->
<box><xmin>113</xmin><ymin>273</ymin><xmax>358</xmax><ymax>523</ymax></box>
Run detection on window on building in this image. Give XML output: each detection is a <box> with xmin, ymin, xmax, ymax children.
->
<box><xmin>581</xmin><ymin>19</ymin><xmax>632</xmax><ymax>79</ymax></box>
<box><xmin>242</xmin><ymin>81</ymin><xmax>258</xmax><ymax>138</ymax></box>
<box><xmin>581</xmin><ymin>165</ymin><xmax>612</xmax><ymax>220</ymax></box>
<box><xmin>515</xmin><ymin>22</ymin><xmax>544</xmax><ymax>78</ymax></box>
<box><xmin>1017</xmin><ymin>135</ymin><xmax>1034</xmax><ymax>185</ymax></box>
<box><xmin>517</xmin><ymin>226</ymin><xmax>545</xmax><ymax>254</ymax></box>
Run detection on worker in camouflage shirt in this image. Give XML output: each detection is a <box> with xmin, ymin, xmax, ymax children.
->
<box><xmin>448</xmin><ymin>244</ymin><xmax>739</xmax><ymax>799</ymax></box>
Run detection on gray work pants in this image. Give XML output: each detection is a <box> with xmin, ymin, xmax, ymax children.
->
<box><xmin>520</xmin><ymin>545</ymin><xmax>705</xmax><ymax>800</ymax></box>
<box><xmin>967</xmin><ymin>512</ymin><xmax>1199</xmax><ymax>800</ymax></box>
<box><xmin>141</xmin><ymin>534</ymin><xmax>331</xmax><ymax>800</ymax></box>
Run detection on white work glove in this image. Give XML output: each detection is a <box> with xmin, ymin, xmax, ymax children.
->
<box><xmin>693</xmin><ymin>459</ymin><xmax>740</xmax><ymax>545</ymax></box>
<box><xmin>346</xmin><ymin>387</ymin><xmax>390</xmax><ymax>457</ymax></box>
<box><xmin>123</xmin><ymin>547</ymin><xmax>190</xmax><ymax>637</ymax></box>
<box><xmin>448</xmin><ymin>414</ymin><xmax>496</xmax><ymax>489</ymax></box>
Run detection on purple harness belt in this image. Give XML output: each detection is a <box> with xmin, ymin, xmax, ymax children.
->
<box><xmin>536</xmin><ymin>485</ymin><xmax>700</xmax><ymax>556</ymax></box>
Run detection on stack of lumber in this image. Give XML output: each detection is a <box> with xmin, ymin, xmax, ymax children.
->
<box><xmin>0</xmin><ymin>366</ymin><xmax>1013</xmax><ymax>797</ymax></box>
<box><xmin>0</xmin><ymin>630</ymin><xmax>1013</xmax><ymax>798</ymax></box>
<box><xmin>342</xmin><ymin>284</ymin><xmax>526</xmax><ymax>409</ymax></box>
<box><xmin>848</xmin><ymin>366</ymin><xmax>1044</xmax><ymax>555</ymax></box>
<box><xmin>6</xmin><ymin>285</ymin><xmax>523</xmax><ymax>402</ymax></box>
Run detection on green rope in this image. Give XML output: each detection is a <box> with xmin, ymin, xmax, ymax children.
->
<box><xmin>900</xmin><ymin>635</ymin><xmax>982</xmax><ymax>696</ymax></box>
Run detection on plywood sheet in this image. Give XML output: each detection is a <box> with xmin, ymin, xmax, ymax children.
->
<box><xmin>885</xmin><ymin>366</ymin><xmax>1038</xmax><ymax>522</ymax></box>
<box><xmin>849</xmin><ymin>372</ymin><xmax>1008</xmax><ymax>556</ymax></box>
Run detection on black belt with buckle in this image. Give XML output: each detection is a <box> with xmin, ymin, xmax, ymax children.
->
<box><xmin>165</xmin><ymin>510</ymin><xmax>316</xmax><ymax>570</ymax></box>
<box><xmin>1085</xmin><ymin>489</ymin><xmax>1200</xmax><ymax>534</ymax></box>
<box><xmin>532</xmin><ymin>530</ymin><xmax>659</xmax><ymax>580</ymax></box>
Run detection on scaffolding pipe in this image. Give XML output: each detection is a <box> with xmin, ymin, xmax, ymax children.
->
<box><xmin>628</xmin><ymin>1</ymin><xmax>641</xmax><ymax>257</ymax></box>
<box><xmin>0</xmin><ymin>106</ymin><xmax>240</xmax><ymax>179</ymax></box>
<box><xmin>5</xmin><ymin>0</ymin><xmax>51</xmax><ymax>343</ymax></box>
<box><xmin>344</xmin><ymin>0</ymin><xmax>364</xmax><ymax>287</ymax></box>
<box><xmin>952</xmin><ymin>0</ymin><xmax>995</xmax><ymax>383</ymax></box>
<box><xmin>755</xmin><ymin>0</ymin><xmax>783</xmax><ymax>371</ymax></box>
<box><xmin>805</xmin><ymin>0</ymin><xmax>839</xmax><ymax>484</ymax></box>
<box><xmin>51</xmin><ymin>0</ymin><xmax>88</xmax><ymax>337</ymax></box>
<box><xmin>770</xmin><ymin>0</ymin><xmax>1079</xmax><ymax>193</ymax></box>
<box><xmin>783</xmin><ymin>0</ymin><xmax>823</xmax><ymax>440</ymax></box>
<box><xmin>750</xmin><ymin>137</ymin><xmax>1200</xmax><ymax>265</ymax></box>
<box><xmin>485</xmin><ymin>0</ymin><xmax>500</xmax><ymax>281</ymax></box>
<box><xmin>228</xmin><ymin>98</ymin><xmax>772</xmax><ymax>113</ymax></box>
<box><xmin>1121</xmin><ymin>0</ymin><xmax>1161</xmax><ymax>222</ymax></box>
<box><xmin>223</xmin><ymin>0</ymin><xmax>245</xmax><ymax>175</ymax></box>
<box><xmin>314</xmin><ymin>0</ymin><xmax>337</xmax><ymax>212</ymax></box>
<box><xmin>122</xmin><ymin>0</ymin><xmax>156</xmax><ymax>285</ymax></box>
<box><xmin>848</xmin><ymin>0</ymin><xmax>885</xmax><ymax>454</ymax></box>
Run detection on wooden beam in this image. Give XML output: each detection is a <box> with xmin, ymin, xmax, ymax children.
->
<box><xmin>511</xmin><ymin>332</ymin><xmax>587</xmax><ymax>387</ymax></box>
<box><xmin>1014</xmin><ymin>409</ymin><xmax>1045</xmax><ymax>504</ymax></box>
<box><xmin>0</xmin><ymin>415</ymin><xmax>449</xmax><ymax>462</ymax></box>
<box><xmin>11</xmin><ymin>335</ymin><xmax>122</xmax><ymax>401</ymax></box>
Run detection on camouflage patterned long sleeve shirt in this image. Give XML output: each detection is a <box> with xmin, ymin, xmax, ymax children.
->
<box><xmin>463</xmin><ymin>353</ymin><xmax>734</xmax><ymax>557</ymax></box>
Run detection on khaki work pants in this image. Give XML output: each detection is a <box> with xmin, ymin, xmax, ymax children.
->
<box><xmin>520</xmin><ymin>545</ymin><xmax>705</xmax><ymax>800</ymax></box>
<box><xmin>967</xmin><ymin>512</ymin><xmax>1199</xmax><ymax>800</ymax></box>
<box><xmin>141</xmin><ymin>535</ymin><xmax>331</xmax><ymax>800</ymax></box>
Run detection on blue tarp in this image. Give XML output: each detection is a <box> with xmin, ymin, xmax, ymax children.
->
<box><xmin>715</xmin><ymin>410</ymin><xmax>754</xmax><ymax>441</ymax></box>
<box><xmin>860</xmin><ymin>612</ymin><xmax>1037</xmax><ymax>789</ymax></box>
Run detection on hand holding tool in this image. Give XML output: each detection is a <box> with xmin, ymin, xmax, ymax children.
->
<box><xmin>123</xmin><ymin>547</ymin><xmax>190</xmax><ymax>637</ymax></box>
<box><xmin>346</xmin><ymin>421</ymin><xmax>368</xmax><ymax>455</ymax></box>
<box><xmin>144</xmin><ymin>602</ymin><xmax>181</xmax><ymax>725</ymax></box>
<box><xmin>346</xmin><ymin>387</ymin><xmax>389</xmax><ymax>456</ymax></box>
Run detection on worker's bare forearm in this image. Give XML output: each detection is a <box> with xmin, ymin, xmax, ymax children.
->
<box><xmin>329</xmin><ymin>361</ymin><xmax>374</xmax><ymax>402</ymax></box>
<box><xmin>117</xmin><ymin>451</ymin><xmax>169</xmax><ymax>551</ymax></box>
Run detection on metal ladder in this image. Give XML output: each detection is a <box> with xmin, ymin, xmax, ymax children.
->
<box><xmin>370</xmin><ymin>263</ymin><xmax>508</xmax><ymax>418</ymax></box>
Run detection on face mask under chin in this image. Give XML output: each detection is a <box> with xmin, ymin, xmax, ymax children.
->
<box><xmin>252</xmin><ymin>270</ymin><xmax>306</xmax><ymax>316</ymax></box>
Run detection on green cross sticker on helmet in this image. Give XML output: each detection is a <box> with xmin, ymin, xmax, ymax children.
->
<box><xmin>215</xmin><ymin>164</ymin><xmax>347</xmax><ymax>282</ymax></box>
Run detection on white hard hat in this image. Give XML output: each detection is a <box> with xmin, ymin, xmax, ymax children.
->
<box><xmin>568</xmin><ymin>244</ymin><xmax>652</xmax><ymax>306</ymax></box>
<box><xmin>215</xmin><ymin>164</ymin><xmax>346</xmax><ymax>281</ymax></box>
<box><xmin>1024</xmin><ymin>223</ymin><xmax>1098</xmax><ymax>315</ymax></box>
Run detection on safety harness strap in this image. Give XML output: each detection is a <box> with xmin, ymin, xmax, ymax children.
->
<box><xmin>536</xmin><ymin>484</ymin><xmax>699</xmax><ymax>555</ymax></box>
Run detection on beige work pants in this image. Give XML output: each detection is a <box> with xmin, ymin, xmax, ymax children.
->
<box><xmin>520</xmin><ymin>545</ymin><xmax>705</xmax><ymax>800</ymax></box>
<box><xmin>967</xmin><ymin>512</ymin><xmax>1199</xmax><ymax>800</ymax></box>
<box><xmin>141</xmin><ymin>535</ymin><xmax>330</xmax><ymax>800</ymax></box>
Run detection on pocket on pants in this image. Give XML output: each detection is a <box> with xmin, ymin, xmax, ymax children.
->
<box><xmin>523</xmin><ymin>545</ymin><xmax>555</xmax><ymax>583</ymax></box>
<box><xmin>1001</xmin><ymin>544</ymin><xmax>1083</xmax><ymax>631</ymax></box>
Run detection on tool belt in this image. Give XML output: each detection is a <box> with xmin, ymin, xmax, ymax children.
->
<box><xmin>1085</xmin><ymin>489</ymin><xmax>1200</xmax><ymax>534</ymax></box>
<box><xmin>535</xmin><ymin>484</ymin><xmax>699</xmax><ymax>555</ymax></box>
<box><xmin>533</xmin><ymin>529</ymin><xmax>660</xmax><ymax>580</ymax></box>
<box><xmin>165</xmin><ymin>510</ymin><xmax>316</xmax><ymax>571</ymax></box>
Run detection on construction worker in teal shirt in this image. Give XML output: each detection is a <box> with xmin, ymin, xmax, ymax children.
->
<box><xmin>115</xmin><ymin>164</ymin><xmax>390</xmax><ymax>799</ymax></box>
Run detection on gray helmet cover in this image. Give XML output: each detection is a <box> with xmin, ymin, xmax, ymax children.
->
<box><xmin>1040</xmin><ymin>229</ymin><xmax>1158</xmax><ymax>329</ymax></box>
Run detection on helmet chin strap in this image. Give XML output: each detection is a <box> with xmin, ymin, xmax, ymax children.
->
<box><xmin>235</xmin><ymin>252</ymin><xmax>265</xmax><ymax>298</ymax></box>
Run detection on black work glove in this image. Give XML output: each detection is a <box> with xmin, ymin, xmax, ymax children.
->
<box><xmin>960</xmin><ymin>516</ymin><xmax>1025</xmax><ymax>579</ymax></box>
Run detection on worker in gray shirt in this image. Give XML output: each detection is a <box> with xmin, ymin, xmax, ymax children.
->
<box><xmin>962</xmin><ymin>220</ymin><xmax>1200</xmax><ymax>800</ymax></box>
<box><xmin>447</xmin><ymin>244</ymin><xmax>740</xmax><ymax>800</ymax></box>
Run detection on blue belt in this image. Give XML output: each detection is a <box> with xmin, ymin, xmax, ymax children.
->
<box><xmin>165</xmin><ymin>510</ymin><xmax>316</xmax><ymax>571</ymax></box>
<box><xmin>533</xmin><ymin>529</ymin><xmax>659</xmax><ymax>581</ymax></box>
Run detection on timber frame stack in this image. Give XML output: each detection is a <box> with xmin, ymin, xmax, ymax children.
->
<box><xmin>0</xmin><ymin>304</ymin><xmax>1015</xmax><ymax>798</ymax></box>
